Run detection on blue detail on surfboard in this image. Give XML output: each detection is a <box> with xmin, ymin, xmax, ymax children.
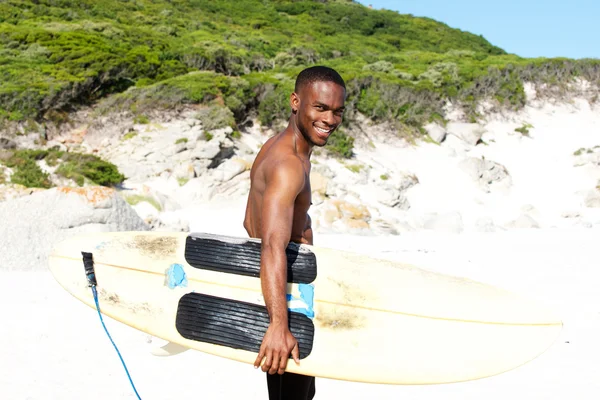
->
<box><xmin>167</xmin><ymin>264</ymin><xmax>188</xmax><ymax>289</ymax></box>
<box><xmin>287</xmin><ymin>284</ymin><xmax>315</xmax><ymax>319</ymax></box>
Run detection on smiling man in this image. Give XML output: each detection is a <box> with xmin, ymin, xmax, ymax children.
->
<box><xmin>243</xmin><ymin>66</ymin><xmax>346</xmax><ymax>400</ymax></box>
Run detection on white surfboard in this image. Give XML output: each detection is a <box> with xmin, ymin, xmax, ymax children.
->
<box><xmin>48</xmin><ymin>231</ymin><xmax>562</xmax><ymax>385</ymax></box>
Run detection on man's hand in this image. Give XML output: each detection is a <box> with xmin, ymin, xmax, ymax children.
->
<box><xmin>254</xmin><ymin>322</ymin><xmax>300</xmax><ymax>375</ymax></box>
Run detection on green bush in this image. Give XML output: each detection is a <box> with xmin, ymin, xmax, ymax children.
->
<box><xmin>196</xmin><ymin>104</ymin><xmax>235</xmax><ymax>130</ymax></box>
<box><xmin>3</xmin><ymin>150</ymin><xmax>52</xmax><ymax>188</ymax></box>
<box><xmin>1</xmin><ymin>149</ymin><xmax>124</xmax><ymax>187</ymax></box>
<box><xmin>57</xmin><ymin>153</ymin><xmax>125</xmax><ymax>186</ymax></box>
<box><xmin>326</xmin><ymin>129</ymin><xmax>354</xmax><ymax>159</ymax></box>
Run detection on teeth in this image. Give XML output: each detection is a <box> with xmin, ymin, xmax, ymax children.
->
<box><xmin>316</xmin><ymin>127</ymin><xmax>330</xmax><ymax>134</ymax></box>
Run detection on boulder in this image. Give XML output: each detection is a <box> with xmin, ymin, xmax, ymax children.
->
<box><xmin>314</xmin><ymin>199</ymin><xmax>371</xmax><ymax>233</ymax></box>
<box><xmin>310</xmin><ymin>171</ymin><xmax>329</xmax><ymax>196</ymax></box>
<box><xmin>0</xmin><ymin>186</ymin><xmax>148</xmax><ymax>271</ymax></box>
<box><xmin>584</xmin><ymin>189</ymin><xmax>600</xmax><ymax>208</ymax></box>
<box><xmin>475</xmin><ymin>217</ymin><xmax>500</xmax><ymax>233</ymax></box>
<box><xmin>214</xmin><ymin>157</ymin><xmax>248</xmax><ymax>182</ymax></box>
<box><xmin>446</xmin><ymin>123</ymin><xmax>485</xmax><ymax>146</ymax></box>
<box><xmin>423</xmin><ymin>123</ymin><xmax>447</xmax><ymax>143</ymax></box>
<box><xmin>458</xmin><ymin>157</ymin><xmax>511</xmax><ymax>192</ymax></box>
<box><xmin>191</xmin><ymin>140</ymin><xmax>222</xmax><ymax>160</ymax></box>
<box><xmin>505</xmin><ymin>214</ymin><xmax>540</xmax><ymax>229</ymax></box>
<box><xmin>0</xmin><ymin>137</ymin><xmax>17</xmax><ymax>150</ymax></box>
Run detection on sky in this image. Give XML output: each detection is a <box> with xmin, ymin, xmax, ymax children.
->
<box><xmin>356</xmin><ymin>0</ymin><xmax>598</xmax><ymax>59</ymax></box>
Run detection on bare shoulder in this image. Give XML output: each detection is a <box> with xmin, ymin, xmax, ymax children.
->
<box><xmin>264</xmin><ymin>155</ymin><xmax>305</xmax><ymax>190</ymax></box>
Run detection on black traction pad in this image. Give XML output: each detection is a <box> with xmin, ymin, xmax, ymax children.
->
<box><xmin>176</xmin><ymin>292</ymin><xmax>314</xmax><ymax>359</ymax></box>
<box><xmin>184</xmin><ymin>233</ymin><xmax>317</xmax><ymax>284</ymax></box>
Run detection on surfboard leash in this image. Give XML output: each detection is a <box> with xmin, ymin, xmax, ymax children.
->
<box><xmin>81</xmin><ymin>252</ymin><xmax>143</xmax><ymax>400</ymax></box>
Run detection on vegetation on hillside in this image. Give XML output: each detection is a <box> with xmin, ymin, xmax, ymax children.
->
<box><xmin>1</xmin><ymin>0</ymin><xmax>598</xmax><ymax>142</ymax></box>
<box><xmin>0</xmin><ymin>149</ymin><xmax>124</xmax><ymax>188</ymax></box>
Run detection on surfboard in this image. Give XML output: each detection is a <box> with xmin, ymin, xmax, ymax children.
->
<box><xmin>48</xmin><ymin>231</ymin><xmax>562</xmax><ymax>385</ymax></box>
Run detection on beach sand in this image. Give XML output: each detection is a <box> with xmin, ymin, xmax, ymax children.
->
<box><xmin>2</xmin><ymin>200</ymin><xmax>598</xmax><ymax>399</ymax></box>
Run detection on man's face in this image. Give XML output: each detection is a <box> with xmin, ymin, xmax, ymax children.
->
<box><xmin>292</xmin><ymin>81</ymin><xmax>346</xmax><ymax>147</ymax></box>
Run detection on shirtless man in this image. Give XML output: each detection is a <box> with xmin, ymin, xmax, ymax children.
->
<box><xmin>243</xmin><ymin>66</ymin><xmax>346</xmax><ymax>400</ymax></box>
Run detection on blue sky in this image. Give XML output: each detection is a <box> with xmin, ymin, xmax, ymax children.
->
<box><xmin>356</xmin><ymin>0</ymin><xmax>598</xmax><ymax>59</ymax></box>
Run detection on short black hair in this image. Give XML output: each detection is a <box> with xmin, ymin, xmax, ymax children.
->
<box><xmin>294</xmin><ymin>66</ymin><xmax>346</xmax><ymax>93</ymax></box>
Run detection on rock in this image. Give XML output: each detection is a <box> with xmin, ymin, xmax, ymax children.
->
<box><xmin>423</xmin><ymin>212</ymin><xmax>464</xmax><ymax>233</ymax></box>
<box><xmin>132</xmin><ymin>201</ymin><xmax>161</xmax><ymax>220</ymax></box>
<box><xmin>176</xmin><ymin>176</ymin><xmax>217</xmax><ymax>207</ymax></box>
<box><xmin>314</xmin><ymin>199</ymin><xmax>371</xmax><ymax>233</ymax></box>
<box><xmin>366</xmin><ymin>172</ymin><xmax>418</xmax><ymax>209</ymax></box>
<box><xmin>234</xmin><ymin>140</ymin><xmax>255</xmax><ymax>156</ymax></box>
<box><xmin>146</xmin><ymin>214</ymin><xmax>190</xmax><ymax>232</ymax></box>
<box><xmin>505</xmin><ymin>214</ymin><xmax>540</xmax><ymax>229</ymax></box>
<box><xmin>458</xmin><ymin>157</ymin><xmax>511</xmax><ymax>192</ymax></box>
<box><xmin>573</xmin><ymin>149</ymin><xmax>600</xmax><ymax>167</ymax></box>
<box><xmin>584</xmin><ymin>189</ymin><xmax>600</xmax><ymax>208</ymax></box>
<box><xmin>370</xmin><ymin>219</ymin><xmax>412</xmax><ymax>235</ymax></box>
<box><xmin>310</xmin><ymin>171</ymin><xmax>329</xmax><ymax>196</ymax></box>
<box><xmin>334</xmin><ymin>199</ymin><xmax>371</xmax><ymax>222</ymax></box>
<box><xmin>0</xmin><ymin>137</ymin><xmax>17</xmax><ymax>150</ymax></box>
<box><xmin>214</xmin><ymin>157</ymin><xmax>248</xmax><ymax>182</ymax></box>
<box><xmin>475</xmin><ymin>217</ymin><xmax>500</xmax><ymax>232</ymax></box>
<box><xmin>173</xmin><ymin>162</ymin><xmax>196</xmax><ymax>181</ymax></box>
<box><xmin>212</xmin><ymin>171</ymin><xmax>251</xmax><ymax>200</ymax></box>
<box><xmin>193</xmin><ymin>159</ymin><xmax>212</xmax><ymax>177</ymax></box>
<box><xmin>0</xmin><ymin>186</ymin><xmax>148</xmax><ymax>271</ymax></box>
<box><xmin>371</xmin><ymin>186</ymin><xmax>410</xmax><ymax>209</ymax></box>
<box><xmin>45</xmin><ymin>140</ymin><xmax>67</xmax><ymax>152</ymax></box>
<box><xmin>446</xmin><ymin>123</ymin><xmax>485</xmax><ymax>146</ymax></box>
<box><xmin>191</xmin><ymin>140</ymin><xmax>221</xmax><ymax>160</ymax></box>
<box><xmin>0</xmin><ymin>149</ymin><xmax>12</xmax><ymax>162</ymax></box>
<box><xmin>423</xmin><ymin>123</ymin><xmax>447</xmax><ymax>143</ymax></box>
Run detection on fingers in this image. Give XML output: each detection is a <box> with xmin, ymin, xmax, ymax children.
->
<box><xmin>268</xmin><ymin>352</ymin><xmax>280</xmax><ymax>375</ymax></box>
<box><xmin>254</xmin><ymin>345</ymin><xmax>265</xmax><ymax>369</ymax></box>
<box><xmin>278</xmin><ymin>350</ymin><xmax>288</xmax><ymax>374</ymax></box>
<box><xmin>291</xmin><ymin>342</ymin><xmax>300</xmax><ymax>365</ymax></box>
<box><xmin>263</xmin><ymin>350</ymin><xmax>274</xmax><ymax>373</ymax></box>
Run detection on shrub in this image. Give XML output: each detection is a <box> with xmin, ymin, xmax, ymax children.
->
<box><xmin>56</xmin><ymin>153</ymin><xmax>125</xmax><ymax>186</ymax></box>
<box><xmin>3</xmin><ymin>150</ymin><xmax>52</xmax><ymax>188</ymax></box>
<box><xmin>196</xmin><ymin>104</ymin><xmax>235</xmax><ymax>130</ymax></box>
<box><xmin>326</xmin><ymin>129</ymin><xmax>354</xmax><ymax>158</ymax></box>
<box><xmin>1</xmin><ymin>149</ymin><xmax>124</xmax><ymax>187</ymax></box>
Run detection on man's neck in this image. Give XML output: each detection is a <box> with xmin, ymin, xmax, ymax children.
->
<box><xmin>287</xmin><ymin>120</ymin><xmax>312</xmax><ymax>160</ymax></box>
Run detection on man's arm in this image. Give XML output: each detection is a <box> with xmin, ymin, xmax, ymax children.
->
<box><xmin>253</xmin><ymin>159</ymin><xmax>304</xmax><ymax>375</ymax></box>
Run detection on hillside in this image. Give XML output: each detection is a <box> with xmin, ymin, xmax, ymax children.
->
<box><xmin>0</xmin><ymin>0</ymin><xmax>598</xmax><ymax>136</ymax></box>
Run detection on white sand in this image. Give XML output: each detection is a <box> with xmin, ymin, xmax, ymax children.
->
<box><xmin>3</xmin><ymin>200</ymin><xmax>599</xmax><ymax>399</ymax></box>
<box><xmin>3</xmin><ymin>98</ymin><xmax>600</xmax><ymax>398</ymax></box>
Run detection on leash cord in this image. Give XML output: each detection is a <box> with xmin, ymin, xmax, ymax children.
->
<box><xmin>92</xmin><ymin>285</ymin><xmax>142</xmax><ymax>400</ymax></box>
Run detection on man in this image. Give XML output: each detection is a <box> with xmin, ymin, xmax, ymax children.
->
<box><xmin>243</xmin><ymin>66</ymin><xmax>346</xmax><ymax>400</ymax></box>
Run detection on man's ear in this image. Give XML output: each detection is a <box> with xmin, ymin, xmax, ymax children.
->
<box><xmin>290</xmin><ymin>92</ymin><xmax>300</xmax><ymax>114</ymax></box>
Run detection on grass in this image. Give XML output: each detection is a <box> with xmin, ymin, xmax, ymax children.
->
<box><xmin>122</xmin><ymin>131</ymin><xmax>138</xmax><ymax>140</ymax></box>
<box><xmin>345</xmin><ymin>163</ymin><xmax>363</xmax><ymax>173</ymax></box>
<box><xmin>514</xmin><ymin>123</ymin><xmax>533</xmax><ymax>137</ymax></box>
<box><xmin>123</xmin><ymin>194</ymin><xmax>162</xmax><ymax>211</ymax></box>
<box><xmin>175</xmin><ymin>137</ymin><xmax>188</xmax><ymax>144</ymax></box>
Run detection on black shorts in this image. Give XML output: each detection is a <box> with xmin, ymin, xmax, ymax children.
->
<box><xmin>266</xmin><ymin>372</ymin><xmax>315</xmax><ymax>400</ymax></box>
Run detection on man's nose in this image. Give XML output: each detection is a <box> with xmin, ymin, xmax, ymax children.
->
<box><xmin>323</xmin><ymin>111</ymin><xmax>336</xmax><ymax>126</ymax></box>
